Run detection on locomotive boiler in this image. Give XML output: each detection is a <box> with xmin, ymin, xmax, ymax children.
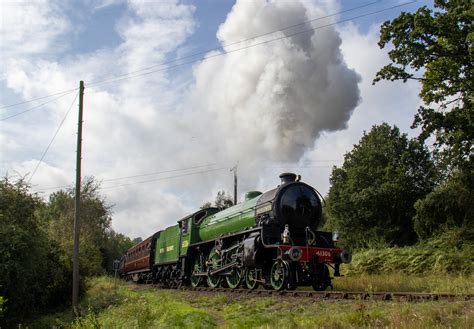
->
<box><xmin>120</xmin><ymin>173</ymin><xmax>351</xmax><ymax>291</ymax></box>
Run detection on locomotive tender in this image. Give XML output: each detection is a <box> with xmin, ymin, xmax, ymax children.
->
<box><xmin>120</xmin><ymin>173</ymin><xmax>351</xmax><ymax>290</ymax></box>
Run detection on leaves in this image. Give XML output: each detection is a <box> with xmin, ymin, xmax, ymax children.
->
<box><xmin>374</xmin><ymin>0</ymin><xmax>473</xmax><ymax>170</ymax></box>
<box><xmin>201</xmin><ymin>190</ymin><xmax>234</xmax><ymax>210</ymax></box>
<box><xmin>414</xmin><ymin>168</ymin><xmax>474</xmax><ymax>239</ymax></box>
<box><xmin>0</xmin><ymin>176</ymin><xmax>132</xmax><ymax>325</ymax></box>
<box><xmin>326</xmin><ymin>124</ymin><xmax>437</xmax><ymax>247</ymax></box>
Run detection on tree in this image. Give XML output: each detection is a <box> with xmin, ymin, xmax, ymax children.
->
<box><xmin>101</xmin><ymin>231</ymin><xmax>134</xmax><ymax>273</ymax></box>
<box><xmin>414</xmin><ymin>169</ymin><xmax>473</xmax><ymax>239</ymax></box>
<box><xmin>37</xmin><ymin>177</ymin><xmax>113</xmax><ymax>277</ymax></box>
<box><xmin>0</xmin><ymin>178</ymin><xmax>70</xmax><ymax>324</ymax></box>
<box><xmin>326</xmin><ymin>124</ymin><xmax>437</xmax><ymax>247</ymax></box>
<box><xmin>132</xmin><ymin>237</ymin><xmax>143</xmax><ymax>244</ymax></box>
<box><xmin>201</xmin><ymin>190</ymin><xmax>234</xmax><ymax>210</ymax></box>
<box><xmin>214</xmin><ymin>191</ymin><xmax>234</xmax><ymax>209</ymax></box>
<box><xmin>374</xmin><ymin>0</ymin><xmax>473</xmax><ymax>170</ymax></box>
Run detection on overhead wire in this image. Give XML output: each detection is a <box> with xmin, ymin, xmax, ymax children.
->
<box><xmin>0</xmin><ymin>88</ymin><xmax>79</xmax><ymax>111</ymax></box>
<box><xmin>32</xmin><ymin>161</ymin><xmax>343</xmax><ymax>192</ymax></box>
<box><xmin>88</xmin><ymin>0</ymin><xmax>418</xmax><ymax>87</ymax></box>
<box><xmin>28</xmin><ymin>92</ymin><xmax>79</xmax><ymax>183</ymax></box>
<box><xmin>33</xmin><ymin>163</ymin><xmax>223</xmax><ymax>191</ymax></box>
<box><xmin>0</xmin><ymin>90</ymin><xmax>76</xmax><ymax>121</ymax></box>
<box><xmin>100</xmin><ymin>166</ymin><xmax>230</xmax><ymax>190</ymax></box>
<box><xmin>87</xmin><ymin>0</ymin><xmax>383</xmax><ymax>86</ymax></box>
<box><xmin>0</xmin><ymin>0</ymin><xmax>407</xmax><ymax>108</ymax></box>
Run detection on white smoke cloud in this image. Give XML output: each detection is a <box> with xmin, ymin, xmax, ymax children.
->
<box><xmin>190</xmin><ymin>0</ymin><xmax>360</xmax><ymax>164</ymax></box>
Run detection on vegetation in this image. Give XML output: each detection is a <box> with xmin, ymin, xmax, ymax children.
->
<box><xmin>33</xmin><ymin>276</ymin><xmax>474</xmax><ymax>328</ymax></box>
<box><xmin>414</xmin><ymin>169</ymin><xmax>473</xmax><ymax>239</ymax></box>
<box><xmin>0</xmin><ymin>178</ymin><xmax>69</xmax><ymax>324</ymax></box>
<box><xmin>334</xmin><ymin>273</ymin><xmax>473</xmax><ymax>294</ymax></box>
<box><xmin>201</xmin><ymin>190</ymin><xmax>234</xmax><ymax>210</ymax></box>
<box><xmin>326</xmin><ymin>123</ymin><xmax>436</xmax><ymax>247</ymax></box>
<box><xmin>374</xmin><ymin>0</ymin><xmax>473</xmax><ymax>170</ymax></box>
<box><xmin>0</xmin><ymin>177</ymin><xmax>133</xmax><ymax>326</ymax></box>
<box><xmin>345</xmin><ymin>243</ymin><xmax>473</xmax><ymax>277</ymax></box>
<box><xmin>336</xmin><ymin>229</ymin><xmax>473</xmax><ymax>295</ymax></box>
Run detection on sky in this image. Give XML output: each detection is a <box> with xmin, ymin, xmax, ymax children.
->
<box><xmin>0</xmin><ymin>0</ymin><xmax>430</xmax><ymax>239</ymax></box>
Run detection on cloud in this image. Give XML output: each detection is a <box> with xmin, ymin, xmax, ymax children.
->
<box><xmin>0</xmin><ymin>1</ymin><xmax>70</xmax><ymax>56</ymax></box>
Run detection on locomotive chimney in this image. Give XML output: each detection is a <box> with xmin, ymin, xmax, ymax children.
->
<box><xmin>279</xmin><ymin>173</ymin><xmax>297</xmax><ymax>185</ymax></box>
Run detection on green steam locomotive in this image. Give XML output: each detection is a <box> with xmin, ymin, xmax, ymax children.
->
<box><xmin>120</xmin><ymin>173</ymin><xmax>351</xmax><ymax>290</ymax></box>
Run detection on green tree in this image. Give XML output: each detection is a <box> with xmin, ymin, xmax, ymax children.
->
<box><xmin>214</xmin><ymin>190</ymin><xmax>234</xmax><ymax>209</ymax></box>
<box><xmin>132</xmin><ymin>237</ymin><xmax>143</xmax><ymax>244</ymax></box>
<box><xmin>200</xmin><ymin>190</ymin><xmax>234</xmax><ymax>210</ymax></box>
<box><xmin>414</xmin><ymin>169</ymin><xmax>473</xmax><ymax>239</ymax></box>
<box><xmin>326</xmin><ymin>124</ymin><xmax>437</xmax><ymax>247</ymax></box>
<box><xmin>37</xmin><ymin>177</ymin><xmax>113</xmax><ymax>277</ymax></box>
<box><xmin>0</xmin><ymin>178</ymin><xmax>70</xmax><ymax>324</ymax></box>
<box><xmin>101</xmin><ymin>231</ymin><xmax>134</xmax><ymax>273</ymax></box>
<box><xmin>374</xmin><ymin>0</ymin><xmax>473</xmax><ymax>170</ymax></box>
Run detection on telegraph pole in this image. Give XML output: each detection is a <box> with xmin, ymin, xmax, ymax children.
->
<box><xmin>72</xmin><ymin>81</ymin><xmax>84</xmax><ymax>314</ymax></box>
<box><xmin>231</xmin><ymin>165</ymin><xmax>237</xmax><ymax>205</ymax></box>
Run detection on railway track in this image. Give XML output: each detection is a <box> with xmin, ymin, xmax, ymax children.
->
<box><xmin>179</xmin><ymin>287</ymin><xmax>473</xmax><ymax>302</ymax></box>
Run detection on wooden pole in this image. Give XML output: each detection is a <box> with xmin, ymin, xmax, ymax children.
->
<box><xmin>231</xmin><ymin>165</ymin><xmax>237</xmax><ymax>205</ymax></box>
<box><xmin>72</xmin><ymin>81</ymin><xmax>84</xmax><ymax>314</ymax></box>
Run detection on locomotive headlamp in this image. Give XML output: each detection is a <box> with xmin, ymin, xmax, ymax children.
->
<box><xmin>285</xmin><ymin>246</ymin><xmax>302</xmax><ymax>262</ymax></box>
<box><xmin>332</xmin><ymin>231</ymin><xmax>340</xmax><ymax>243</ymax></box>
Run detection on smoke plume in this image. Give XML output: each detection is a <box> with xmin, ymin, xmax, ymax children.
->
<box><xmin>191</xmin><ymin>0</ymin><xmax>360</xmax><ymax>163</ymax></box>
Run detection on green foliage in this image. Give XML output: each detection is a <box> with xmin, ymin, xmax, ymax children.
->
<box><xmin>346</xmin><ymin>229</ymin><xmax>474</xmax><ymax>276</ymax></box>
<box><xmin>414</xmin><ymin>169</ymin><xmax>474</xmax><ymax>239</ymax></box>
<box><xmin>37</xmin><ymin>177</ymin><xmax>113</xmax><ymax>277</ymax></box>
<box><xmin>0</xmin><ymin>178</ymin><xmax>70</xmax><ymax>324</ymax></box>
<box><xmin>101</xmin><ymin>231</ymin><xmax>134</xmax><ymax>273</ymax></box>
<box><xmin>201</xmin><ymin>190</ymin><xmax>234</xmax><ymax>210</ymax></box>
<box><xmin>0</xmin><ymin>296</ymin><xmax>5</xmax><ymax>319</ymax></box>
<box><xmin>326</xmin><ymin>123</ymin><xmax>436</xmax><ymax>247</ymax></box>
<box><xmin>0</xmin><ymin>176</ymin><xmax>131</xmax><ymax>325</ymax></box>
<box><xmin>374</xmin><ymin>0</ymin><xmax>473</xmax><ymax>169</ymax></box>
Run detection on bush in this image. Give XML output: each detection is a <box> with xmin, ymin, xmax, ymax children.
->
<box><xmin>346</xmin><ymin>229</ymin><xmax>474</xmax><ymax>276</ymax></box>
<box><xmin>414</xmin><ymin>169</ymin><xmax>474</xmax><ymax>239</ymax></box>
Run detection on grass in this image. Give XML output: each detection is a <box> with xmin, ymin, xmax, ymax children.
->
<box><xmin>33</xmin><ymin>276</ymin><xmax>474</xmax><ymax>329</ymax></box>
<box><xmin>333</xmin><ymin>273</ymin><xmax>474</xmax><ymax>294</ymax></box>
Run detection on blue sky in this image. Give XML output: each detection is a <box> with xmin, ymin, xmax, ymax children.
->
<box><xmin>0</xmin><ymin>0</ymin><xmax>429</xmax><ymax>238</ymax></box>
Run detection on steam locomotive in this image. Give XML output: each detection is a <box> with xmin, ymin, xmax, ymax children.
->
<box><xmin>119</xmin><ymin>173</ymin><xmax>351</xmax><ymax>290</ymax></box>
